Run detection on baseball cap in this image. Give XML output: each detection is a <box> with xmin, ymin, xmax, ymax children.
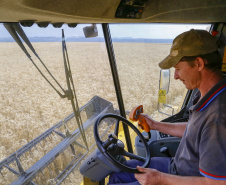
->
<box><xmin>159</xmin><ymin>29</ymin><xmax>218</xmax><ymax>69</ymax></box>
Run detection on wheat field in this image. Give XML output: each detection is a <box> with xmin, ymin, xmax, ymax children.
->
<box><xmin>0</xmin><ymin>42</ymin><xmax>185</xmax><ymax>184</ymax></box>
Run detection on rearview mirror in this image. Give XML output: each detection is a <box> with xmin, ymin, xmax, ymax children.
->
<box><xmin>159</xmin><ymin>69</ymin><xmax>170</xmax><ymax>94</ymax></box>
<box><xmin>83</xmin><ymin>24</ymin><xmax>98</xmax><ymax>38</ymax></box>
<box><xmin>158</xmin><ymin>69</ymin><xmax>178</xmax><ymax>116</ymax></box>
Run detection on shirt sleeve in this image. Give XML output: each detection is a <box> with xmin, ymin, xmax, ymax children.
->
<box><xmin>199</xmin><ymin>119</ymin><xmax>226</xmax><ymax>180</ymax></box>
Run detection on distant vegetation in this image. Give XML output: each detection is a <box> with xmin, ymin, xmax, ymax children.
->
<box><xmin>0</xmin><ymin>36</ymin><xmax>173</xmax><ymax>43</ymax></box>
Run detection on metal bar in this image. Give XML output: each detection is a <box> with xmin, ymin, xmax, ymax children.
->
<box><xmin>56</xmin><ymin>123</ymin><xmax>113</xmax><ymax>185</ymax></box>
<box><xmin>11</xmin><ymin>101</ymin><xmax>113</xmax><ymax>184</ymax></box>
<box><xmin>0</xmin><ymin>118</ymin><xmax>68</xmax><ymax>169</ymax></box>
<box><xmin>15</xmin><ymin>155</ymin><xmax>26</xmax><ymax>175</ymax></box>
<box><xmin>0</xmin><ymin>170</ymin><xmax>5</xmax><ymax>177</ymax></box>
<box><xmin>4</xmin><ymin>23</ymin><xmax>66</xmax><ymax>97</ymax></box>
<box><xmin>4</xmin><ymin>165</ymin><xmax>20</xmax><ymax>175</ymax></box>
<box><xmin>62</xmin><ymin>30</ymin><xmax>88</xmax><ymax>149</ymax></box>
<box><xmin>1</xmin><ymin>96</ymin><xmax>108</xmax><ymax>169</ymax></box>
<box><xmin>0</xmin><ymin>170</ymin><xmax>7</xmax><ymax>183</ymax></box>
<box><xmin>56</xmin><ymin>152</ymin><xmax>88</xmax><ymax>185</ymax></box>
<box><xmin>29</xmin><ymin>181</ymin><xmax>37</xmax><ymax>185</ymax></box>
<box><xmin>157</xmin><ymin>103</ymin><xmax>172</xmax><ymax>117</ymax></box>
<box><xmin>1</xmin><ymin>96</ymin><xmax>114</xmax><ymax>184</ymax></box>
<box><xmin>53</xmin><ymin>130</ymin><xmax>66</xmax><ymax>139</ymax></box>
<box><xmin>55</xmin><ymin>152</ymin><xmax>82</xmax><ymax>181</ymax></box>
<box><xmin>102</xmin><ymin>23</ymin><xmax>133</xmax><ymax>153</ymax></box>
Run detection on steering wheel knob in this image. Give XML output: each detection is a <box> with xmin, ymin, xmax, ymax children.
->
<box><xmin>103</xmin><ymin>133</ymin><xmax>118</xmax><ymax>149</ymax></box>
<box><xmin>117</xmin><ymin>140</ymin><xmax>124</xmax><ymax>149</ymax></box>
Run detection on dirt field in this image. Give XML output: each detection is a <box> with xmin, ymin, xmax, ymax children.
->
<box><xmin>0</xmin><ymin>42</ymin><xmax>185</xmax><ymax>184</ymax></box>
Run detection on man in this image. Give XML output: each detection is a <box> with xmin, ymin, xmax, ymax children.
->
<box><xmin>109</xmin><ymin>29</ymin><xmax>226</xmax><ymax>185</ymax></box>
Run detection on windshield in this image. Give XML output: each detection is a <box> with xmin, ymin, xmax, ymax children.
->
<box><xmin>0</xmin><ymin>23</ymin><xmax>118</xmax><ymax>184</ymax></box>
<box><xmin>0</xmin><ymin>23</ymin><xmax>210</xmax><ymax>184</ymax></box>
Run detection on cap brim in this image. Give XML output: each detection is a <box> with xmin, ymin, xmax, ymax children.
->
<box><xmin>159</xmin><ymin>54</ymin><xmax>182</xmax><ymax>69</ymax></box>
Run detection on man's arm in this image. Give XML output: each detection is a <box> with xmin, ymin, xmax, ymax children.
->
<box><xmin>141</xmin><ymin>114</ymin><xmax>187</xmax><ymax>137</ymax></box>
<box><xmin>135</xmin><ymin>166</ymin><xmax>226</xmax><ymax>185</ymax></box>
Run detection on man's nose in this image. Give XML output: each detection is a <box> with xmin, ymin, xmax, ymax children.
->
<box><xmin>174</xmin><ymin>70</ymin><xmax>179</xmax><ymax>79</ymax></box>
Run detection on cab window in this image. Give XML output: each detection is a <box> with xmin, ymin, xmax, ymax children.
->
<box><xmin>109</xmin><ymin>23</ymin><xmax>210</xmax><ymax>120</ymax></box>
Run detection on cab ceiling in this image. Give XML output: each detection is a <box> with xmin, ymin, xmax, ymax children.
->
<box><xmin>0</xmin><ymin>0</ymin><xmax>226</xmax><ymax>24</ymax></box>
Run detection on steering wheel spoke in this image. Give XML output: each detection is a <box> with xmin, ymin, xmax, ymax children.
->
<box><xmin>114</xmin><ymin>119</ymin><xmax>120</xmax><ymax>136</ymax></box>
<box><xmin>121</xmin><ymin>150</ymin><xmax>146</xmax><ymax>162</ymax></box>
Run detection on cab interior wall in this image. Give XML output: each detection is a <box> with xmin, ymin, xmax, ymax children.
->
<box><xmin>216</xmin><ymin>23</ymin><xmax>226</xmax><ymax>57</ymax></box>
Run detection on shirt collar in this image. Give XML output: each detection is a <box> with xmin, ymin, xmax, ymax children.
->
<box><xmin>194</xmin><ymin>76</ymin><xmax>226</xmax><ymax>111</ymax></box>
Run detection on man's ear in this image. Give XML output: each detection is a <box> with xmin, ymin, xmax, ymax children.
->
<box><xmin>196</xmin><ymin>57</ymin><xmax>205</xmax><ymax>71</ymax></box>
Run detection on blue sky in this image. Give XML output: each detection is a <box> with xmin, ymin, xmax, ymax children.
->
<box><xmin>0</xmin><ymin>23</ymin><xmax>210</xmax><ymax>39</ymax></box>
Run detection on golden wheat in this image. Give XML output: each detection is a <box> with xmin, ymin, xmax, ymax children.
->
<box><xmin>0</xmin><ymin>42</ymin><xmax>185</xmax><ymax>184</ymax></box>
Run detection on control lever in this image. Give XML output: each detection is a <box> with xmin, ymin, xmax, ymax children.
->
<box><xmin>129</xmin><ymin>105</ymin><xmax>151</xmax><ymax>139</ymax></box>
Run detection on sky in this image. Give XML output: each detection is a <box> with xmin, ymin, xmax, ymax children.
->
<box><xmin>0</xmin><ymin>23</ymin><xmax>210</xmax><ymax>39</ymax></box>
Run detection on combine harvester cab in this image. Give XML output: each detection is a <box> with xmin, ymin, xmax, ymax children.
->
<box><xmin>0</xmin><ymin>0</ymin><xmax>226</xmax><ymax>184</ymax></box>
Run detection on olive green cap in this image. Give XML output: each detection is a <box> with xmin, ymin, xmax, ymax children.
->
<box><xmin>159</xmin><ymin>29</ymin><xmax>218</xmax><ymax>69</ymax></box>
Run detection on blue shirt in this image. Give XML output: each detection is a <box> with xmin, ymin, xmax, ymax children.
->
<box><xmin>170</xmin><ymin>76</ymin><xmax>226</xmax><ymax>180</ymax></box>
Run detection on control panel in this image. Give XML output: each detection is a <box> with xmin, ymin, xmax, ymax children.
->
<box><xmin>115</xmin><ymin>0</ymin><xmax>146</xmax><ymax>19</ymax></box>
<box><xmin>135</xmin><ymin>130</ymin><xmax>181</xmax><ymax>158</ymax></box>
<box><xmin>159</xmin><ymin>132</ymin><xmax>174</xmax><ymax>138</ymax></box>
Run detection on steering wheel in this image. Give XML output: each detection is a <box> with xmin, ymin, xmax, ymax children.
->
<box><xmin>94</xmin><ymin>113</ymin><xmax>151</xmax><ymax>173</ymax></box>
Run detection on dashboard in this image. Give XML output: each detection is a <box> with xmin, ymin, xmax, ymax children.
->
<box><xmin>135</xmin><ymin>130</ymin><xmax>181</xmax><ymax>158</ymax></box>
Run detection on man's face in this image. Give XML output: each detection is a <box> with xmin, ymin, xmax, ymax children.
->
<box><xmin>174</xmin><ymin>60</ymin><xmax>201</xmax><ymax>90</ymax></box>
